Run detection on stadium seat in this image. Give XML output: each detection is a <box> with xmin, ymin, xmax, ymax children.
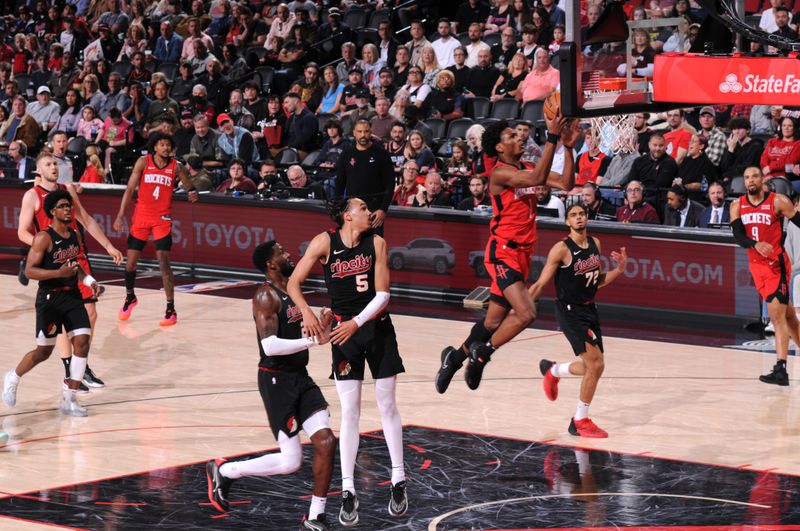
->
<box><xmin>13</xmin><ymin>74</ymin><xmax>32</xmax><ymax>97</ymax></box>
<box><xmin>356</xmin><ymin>28</ymin><xmax>379</xmax><ymax>47</ymax></box>
<box><xmin>457</xmin><ymin>32</ymin><xmax>471</xmax><ymax>47</ymax></box>
<box><xmin>156</xmin><ymin>62</ymin><xmax>178</xmax><ymax>83</ymax></box>
<box><xmin>344</xmin><ymin>8</ymin><xmax>369</xmax><ymax>30</ymax></box>
<box><xmin>490</xmin><ymin>99</ymin><xmax>520</xmax><ymax>119</ymax></box>
<box><xmin>425</xmin><ymin>118</ymin><xmax>447</xmax><ymax>140</ymax></box>
<box><xmin>301</xmin><ymin>150</ymin><xmax>322</xmax><ymax>168</ymax></box>
<box><xmin>256</xmin><ymin>66</ymin><xmax>275</xmax><ymax>93</ymax></box>
<box><xmin>67</xmin><ymin>136</ymin><xmax>87</xmax><ymax>155</ymax></box>
<box><xmin>728</xmin><ymin>176</ymin><xmax>746</xmax><ymax>195</ymax></box>
<box><xmin>520</xmin><ymin>100</ymin><xmax>544</xmax><ymax>125</ymax></box>
<box><xmin>484</xmin><ymin>33</ymin><xmax>502</xmax><ymax>48</ymax></box>
<box><xmin>767</xmin><ymin>177</ymin><xmax>793</xmax><ymax>196</ymax></box>
<box><xmin>446</xmin><ymin>117</ymin><xmax>474</xmax><ymax>139</ymax></box>
<box><xmin>368</xmin><ymin>9</ymin><xmax>390</xmax><ymax>29</ymax></box>
<box><xmin>466</xmin><ymin>97</ymin><xmax>491</xmax><ymax>119</ymax></box>
<box><xmin>276</xmin><ymin>148</ymin><xmax>300</xmax><ymax>165</ymax></box>
<box><xmin>112</xmin><ymin>61</ymin><xmax>133</xmax><ymax>79</ymax></box>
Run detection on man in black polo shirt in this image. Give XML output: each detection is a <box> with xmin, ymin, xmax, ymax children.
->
<box><xmin>465</xmin><ymin>48</ymin><xmax>500</xmax><ymax>98</ymax></box>
<box><xmin>334</xmin><ymin>119</ymin><xmax>395</xmax><ymax>235</ymax></box>
<box><xmin>624</xmin><ymin>133</ymin><xmax>678</xmax><ymax>208</ymax></box>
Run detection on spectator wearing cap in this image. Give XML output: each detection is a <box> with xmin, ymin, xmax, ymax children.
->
<box><xmin>696</xmin><ymin>106</ymin><xmax>727</xmax><ymax>166</ymax></box>
<box><xmin>184</xmin><ymin>156</ymin><xmax>214</xmax><ymax>192</ymax></box>
<box><xmin>94</xmin><ymin>0</ymin><xmax>129</xmax><ymax>36</ymax></box>
<box><xmin>181</xmin><ymin>17</ymin><xmax>215</xmax><ymax>61</ymax></box>
<box><xmin>174</xmin><ymin>109</ymin><xmax>196</xmax><ymax>160</ymax></box>
<box><xmin>101</xmin><ymin>107</ymin><xmax>133</xmax><ymax>173</ymax></box>
<box><xmin>0</xmin><ymin>96</ymin><xmax>41</xmax><ymax>150</ymax></box>
<box><xmin>189</xmin><ymin>114</ymin><xmax>223</xmax><ymax>169</ymax></box>
<box><xmin>342</xmin><ymin>67</ymin><xmax>370</xmax><ymax>112</ymax></box>
<box><xmin>316</xmin><ymin>8</ymin><xmax>354</xmax><ymax>63</ymax></box>
<box><xmin>283</xmin><ymin>92</ymin><xmax>318</xmax><ymax>159</ymax></box>
<box><xmin>216</xmin><ymin>112</ymin><xmax>257</xmax><ymax>163</ymax></box>
<box><xmin>465</xmin><ymin>23</ymin><xmax>491</xmax><ymax>68</ymax></box>
<box><xmin>154</xmin><ymin>21</ymin><xmax>183</xmax><ymax>64</ymax></box>
<box><xmin>719</xmin><ymin>117</ymin><xmax>763</xmax><ymax>182</ymax></box>
<box><xmin>216</xmin><ymin>158</ymin><xmax>258</xmax><ymax>194</ymax></box>
<box><xmin>27</xmin><ymin>86</ymin><xmax>61</xmax><ymax>133</ymax></box>
<box><xmin>85</xmin><ymin>23</ymin><xmax>121</xmax><ymax>62</ymax></box>
<box><xmin>677</xmin><ymin>134</ymin><xmax>718</xmax><ymax>192</ymax></box>
<box><xmin>663</xmin><ymin>184</ymin><xmax>703</xmax><ymax>228</ymax></box>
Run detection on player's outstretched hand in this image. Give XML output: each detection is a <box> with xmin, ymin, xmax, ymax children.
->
<box><xmin>754</xmin><ymin>241</ymin><xmax>773</xmax><ymax>258</ymax></box>
<box><xmin>545</xmin><ymin>109</ymin><xmax>566</xmax><ymax>136</ymax></box>
<box><xmin>561</xmin><ymin>119</ymin><xmax>581</xmax><ymax>149</ymax></box>
<box><xmin>58</xmin><ymin>260</ymin><xmax>79</xmax><ymax>278</ymax></box>
<box><xmin>611</xmin><ymin>246</ymin><xmax>627</xmax><ymax>271</ymax></box>
<box><xmin>330</xmin><ymin>319</ymin><xmax>358</xmax><ymax>345</ymax></box>
<box><xmin>301</xmin><ymin>307</ymin><xmax>323</xmax><ymax>339</ymax></box>
<box><xmin>113</xmin><ymin>215</ymin><xmax>126</xmax><ymax>232</ymax></box>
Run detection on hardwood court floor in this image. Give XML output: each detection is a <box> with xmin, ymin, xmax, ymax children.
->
<box><xmin>0</xmin><ymin>276</ymin><xmax>798</xmax><ymax>530</ymax></box>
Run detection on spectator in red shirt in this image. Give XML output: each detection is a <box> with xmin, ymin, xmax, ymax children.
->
<box><xmin>761</xmin><ymin>117</ymin><xmax>800</xmax><ymax>180</ymax></box>
<box><xmin>616</xmin><ymin>180</ymin><xmax>660</xmax><ymax>224</ymax></box>
<box><xmin>663</xmin><ymin>109</ymin><xmax>693</xmax><ymax>164</ymax></box>
<box><xmin>215</xmin><ymin>158</ymin><xmax>258</xmax><ymax>194</ymax></box>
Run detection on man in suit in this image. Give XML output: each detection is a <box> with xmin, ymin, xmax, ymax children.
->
<box><xmin>6</xmin><ymin>140</ymin><xmax>36</xmax><ymax>180</ymax></box>
<box><xmin>663</xmin><ymin>184</ymin><xmax>703</xmax><ymax>228</ymax></box>
<box><xmin>698</xmin><ymin>181</ymin><xmax>730</xmax><ymax>228</ymax></box>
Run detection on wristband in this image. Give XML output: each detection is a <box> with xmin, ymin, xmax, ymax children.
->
<box><xmin>82</xmin><ymin>275</ymin><xmax>96</xmax><ymax>287</ymax></box>
<box><xmin>546</xmin><ymin>133</ymin><xmax>559</xmax><ymax>144</ymax></box>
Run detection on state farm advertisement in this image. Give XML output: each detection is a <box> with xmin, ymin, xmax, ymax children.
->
<box><xmin>653</xmin><ymin>53</ymin><xmax>800</xmax><ymax>105</ymax></box>
<box><xmin>0</xmin><ymin>187</ymin><xmax>756</xmax><ymax>316</ymax></box>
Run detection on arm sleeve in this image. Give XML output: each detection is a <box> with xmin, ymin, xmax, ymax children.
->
<box><xmin>353</xmin><ymin>291</ymin><xmax>390</xmax><ymax>327</ymax></box>
<box><xmin>260</xmin><ymin>335</ymin><xmax>315</xmax><ymax>356</ymax></box>
<box><xmin>731</xmin><ymin>218</ymin><xmax>757</xmax><ymax>248</ymax></box>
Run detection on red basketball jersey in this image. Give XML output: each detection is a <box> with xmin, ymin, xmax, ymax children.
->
<box><xmin>489</xmin><ymin>160</ymin><xmax>538</xmax><ymax>247</ymax></box>
<box><xmin>136</xmin><ymin>155</ymin><xmax>177</xmax><ymax>218</ymax></box>
<box><xmin>32</xmin><ymin>184</ymin><xmax>79</xmax><ymax>233</ymax></box>
<box><xmin>739</xmin><ymin>192</ymin><xmax>784</xmax><ymax>264</ymax></box>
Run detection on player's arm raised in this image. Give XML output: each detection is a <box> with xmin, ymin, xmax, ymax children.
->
<box><xmin>730</xmin><ymin>198</ymin><xmax>773</xmax><ymax>258</ymax></box>
<box><xmin>528</xmin><ymin>241</ymin><xmax>568</xmax><ymax>301</ymax></box>
<box><xmin>113</xmin><ymin>156</ymin><xmax>145</xmax><ymax>232</ymax></box>
<box><xmin>596</xmin><ymin>239</ymin><xmax>627</xmax><ymax>289</ymax></box>
<box><xmin>175</xmin><ymin>162</ymin><xmax>199</xmax><ymax>203</ymax></box>
<box><xmin>287</xmin><ymin>232</ymin><xmax>331</xmax><ymax>339</ymax></box>
<box><xmin>24</xmin><ymin>232</ymin><xmax>78</xmax><ymax>281</ymax></box>
<box><xmin>65</xmin><ymin>183</ymin><xmax>124</xmax><ymax>265</ymax></box>
<box><xmin>330</xmin><ymin>235</ymin><xmax>391</xmax><ymax>346</ymax></box>
<box><xmin>17</xmin><ymin>189</ymin><xmax>39</xmax><ymax>246</ymax></box>
<box><xmin>545</xmin><ymin>121</ymin><xmax>580</xmax><ymax>191</ymax></box>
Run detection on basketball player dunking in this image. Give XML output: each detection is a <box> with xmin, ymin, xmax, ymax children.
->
<box><xmin>113</xmin><ymin>133</ymin><xmax>198</xmax><ymax>326</ymax></box>
<box><xmin>206</xmin><ymin>241</ymin><xmax>336</xmax><ymax>530</ymax></box>
<box><xmin>3</xmin><ymin>189</ymin><xmax>99</xmax><ymax>416</ymax></box>
<box><xmin>731</xmin><ymin>166</ymin><xmax>800</xmax><ymax>386</ymax></box>
<box><xmin>288</xmin><ymin>198</ymin><xmax>407</xmax><ymax>527</ymax></box>
<box><xmin>16</xmin><ymin>153</ymin><xmax>123</xmax><ymax>391</ymax></box>
<box><xmin>529</xmin><ymin>204</ymin><xmax>627</xmax><ymax>438</ymax></box>
<box><xmin>436</xmin><ymin>115</ymin><xmax>580</xmax><ymax>393</ymax></box>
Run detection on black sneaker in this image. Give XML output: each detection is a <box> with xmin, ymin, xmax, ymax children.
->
<box><xmin>388</xmin><ymin>480</ymin><xmax>408</xmax><ymax>517</ymax></box>
<box><xmin>338</xmin><ymin>490</ymin><xmax>359</xmax><ymax>527</ymax></box>
<box><xmin>435</xmin><ymin>346</ymin><xmax>464</xmax><ymax>394</ymax></box>
<box><xmin>759</xmin><ymin>363</ymin><xmax>790</xmax><ymax>386</ymax></box>
<box><xmin>205</xmin><ymin>459</ymin><xmax>233</xmax><ymax>512</ymax></box>
<box><xmin>301</xmin><ymin>514</ymin><xmax>329</xmax><ymax>530</ymax></box>
<box><xmin>82</xmin><ymin>366</ymin><xmax>105</xmax><ymax>388</ymax></box>
<box><xmin>18</xmin><ymin>259</ymin><xmax>28</xmax><ymax>286</ymax></box>
<box><xmin>465</xmin><ymin>343</ymin><xmax>493</xmax><ymax>390</ymax></box>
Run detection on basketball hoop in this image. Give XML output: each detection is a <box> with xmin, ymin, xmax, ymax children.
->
<box><xmin>589</xmin><ymin>113</ymin><xmax>637</xmax><ymax>155</ymax></box>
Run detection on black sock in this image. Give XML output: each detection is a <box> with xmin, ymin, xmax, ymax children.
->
<box><xmin>777</xmin><ymin>359</ymin><xmax>787</xmax><ymax>369</ymax></box>
<box><xmin>124</xmin><ymin>270</ymin><xmax>137</xmax><ymax>295</ymax></box>
<box><xmin>166</xmin><ymin>300</ymin><xmax>175</xmax><ymax>312</ymax></box>
<box><xmin>62</xmin><ymin>357</ymin><xmax>70</xmax><ymax>377</ymax></box>
<box><xmin>461</xmin><ymin>320</ymin><xmax>494</xmax><ymax>354</ymax></box>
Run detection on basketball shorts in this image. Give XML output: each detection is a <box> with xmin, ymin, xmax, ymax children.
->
<box><xmin>35</xmin><ymin>289</ymin><xmax>91</xmax><ymax>346</ymax></box>
<box><xmin>128</xmin><ymin>213</ymin><xmax>173</xmax><ymax>251</ymax></box>
<box><xmin>750</xmin><ymin>252</ymin><xmax>791</xmax><ymax>304</ymax></box>
<box><xmin>555</xmin><ymin>300</ymin><xmax>604</xmax><ymax>356</ymax></box>
<box><xmin>257</xmin><ymin>368</ymin><xmax>328</xmax><ymax>440</ymax></box>
<box><xmin>485</xmin><ymin>238</ymin><xmax>531</xmax><ymax>307</ymax></box>
<box><xmin>330</xmin><ymin>314</ymin><xmax>405</xmax><ymax>381</ymax></box>
<box><xmin>76</xmin><ymin>254</ymin><xmax>96</xmax><ymax>303</ymax></box>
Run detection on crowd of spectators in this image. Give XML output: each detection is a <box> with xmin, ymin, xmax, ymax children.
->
<box><xmin>0</xmin><ymin>0</ymin><xmax>798</xmax><ymax>230</ymax></box>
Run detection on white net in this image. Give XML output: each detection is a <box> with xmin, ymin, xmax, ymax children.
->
<box><xmin>588</xmin><ymin>113</ymin><xmax>638</xmax><ymax>155</ymax></box>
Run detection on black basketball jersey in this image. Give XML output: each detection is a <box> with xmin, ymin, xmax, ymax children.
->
<box><xmin>39</xmin><ymin>227</ymin><xmax>82</xmax><ymax>290</ymax></box>
<box><xmin>256</xmin><ymin>282</ymin><xmax>309</xmax><ymax>372</ymax></box>
<box><xmin>555</xmin><ymin>236</ymin><xmax>602</xmax><ymax>305</ymax></box>
<box><xmin>323</xmin><ymin>230</ymin><xmax>376</xmax><ymax>316</ymax></box>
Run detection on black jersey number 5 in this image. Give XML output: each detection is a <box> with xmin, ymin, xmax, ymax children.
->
<box><xmin>356</xmin><ymin>273</ymin><xmax>369</xmax><ymax>292</ymax></box>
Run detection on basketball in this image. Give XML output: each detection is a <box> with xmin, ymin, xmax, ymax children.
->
<box><xmin>543</xmin><ymin>91</ymin><xmax>561</xmax><ymax>121</ymax></box>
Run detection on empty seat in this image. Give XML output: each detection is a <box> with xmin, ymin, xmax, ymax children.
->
<box><xmin>466</xmin><ymin>97</ymin><xmax>491</xmax><ymax>119</ymax></box>
<box><xmin>424</xmin><ymin>118</ymin><xmax>446</xmax><ymax>140</ymax></box>
<box><xmin>446</xmin><ymin>117</ymin><xmax>474</xmax><ymax>139</ymax></box>
<box><xmin>490</xmin><ymin>98</ymin><xmax>520</xmax><ymax>119</ymax></box>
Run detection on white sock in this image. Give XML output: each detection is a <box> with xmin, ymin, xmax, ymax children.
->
<box><xmin>551</xmin><ymin>362</ymin><xmax>573</xmax><ymax>378</ymax></box>
<box><xmin>63</xmin><ymin>388</ymin><xmax>76</xmax><ymax>400</ymax></box>
<box><xmin>309</xmin><ymin>495</ymin><xmax>326</xmax><ymax>520</ymax></box>
<box><xmin>575</xmin><ymin>400</ymin><xmax>590</xmax><ymax>421</ymax></box>
<box><xmin>575</xmin><ymin>449</ymin><xmax>591</xmax><ymax>476</ymax></box>
<box><xmin>220</xmin><ymin>433</ymin><xmax>302</xmax><ymax>479</ymax></box>
<box><xmin>336</xmin><ymin>378</ymin><xmax>362</xmax><ymax>495</ymax></box>
<box><xmin>375</xmin><ymin>377</ymin><xmax>405</xmax><ymax>485</ymax></box>
<box><xmin>9</xmin><ymin>371</ymin><xmax>20</xmax><ymax>383</ymax></box>
<box><xmin>69</xmin><ymin>355</ymin><xmax>87</xmax><ymax>383</ymax></box>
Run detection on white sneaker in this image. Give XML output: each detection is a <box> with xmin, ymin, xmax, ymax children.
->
<box><xmin>3</xmin><ymin>371</ymin><xmax>18</xmax><ymax>407</ymax></box>
<box><xmin>765</xmin><ymin>320</ymin><xmax>775</xmax><ymax>333</ymax></box>
<box><xmin>59</xmin><ymin>394</ymin><xmax>88</xmax><ymax>417</ymax></box>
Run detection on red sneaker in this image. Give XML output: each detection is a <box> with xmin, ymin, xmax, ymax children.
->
<box><xmin>539</xmin><ymin>359</ymin><xmax>560</xmax><ymax>401</ymax></box>
<box><xmin>117</xmin><ymin>297</ymin><xmax>138</xmax><ymax>321</ymax></box>
<box><xmin>568</xmin><ymin>417</ymin><xmax>608</xmax><ymax>438</ymax></box>
<box><xmin>159</xmin><ymin>309</ymin><xmax>177</xmax><ymax>327</ymax></box>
